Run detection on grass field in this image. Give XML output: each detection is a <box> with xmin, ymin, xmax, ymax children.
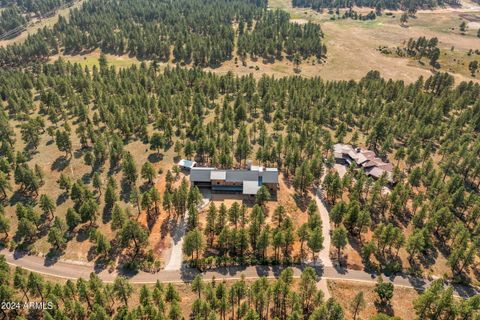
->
<box><xmin>50</xmin><ymin>50</ymin><xmax>142</xmax><ymax>69</ymax></box>
<box><xmin>265</xmin><ymin>1</ymin><xmax>480</xmax><ymax>83</ymax></box>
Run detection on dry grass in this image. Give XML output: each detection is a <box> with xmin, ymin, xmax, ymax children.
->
<box><xmin>264</xmin><ymin>1</ymin><xmax>480</xmax><ymax>83</ymax></box>
<box><xmin>3</xmin><ymin>108</ymin><xmax>177</xmax><ymax>263</ymax></box>
<box><xmin>49</xmin><ymin>50</ymin><xmax>142</xmax><ymax>69</ymax></box>
<box><xmin>268</xmin><ymin>0</ymin><xmax>293</xmax><ymax>9</ymax></box>
<box><xmin>328</xmin><ymin>279</ymin><xmax>420</xmax><ymax>320</ymax></box>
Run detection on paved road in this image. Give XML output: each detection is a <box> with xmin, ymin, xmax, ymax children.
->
<box><xmin>2</xmin><ymin>249</ymin><xmax>478</xmax><ymax>298</ymax></box>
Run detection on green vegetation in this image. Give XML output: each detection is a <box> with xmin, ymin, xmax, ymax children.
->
<box><xmin>187</xmin><ymin>200</ymin><xmax>324</xmax><ymax>267</ymax></box>
<box><xmin>0</xmin><ymin>0</ymin><xmax>324</xmax><ymax>68</ymax></box>
<box><xmin>0</xmin><ymin>0</ymin><xmax>74</xmax><ymax>38</ymax></box>
<box><xmin>291</xmin><ymin>0</ymin><xmax>456</xmax><ymax>12</ymax></box>
<box><xmin>0</xmin><ymin>255</ymin><xmax>348</xmax><ymax>320</ymax></box>
<box><xmin>403</xmin><ymin>36</ymin><xmax>440</xmax><ymax>67</ymax></box>
<box><xmin>0</xmin><ymin>52</ymin><xmax>478</xmax><ymax>278</ymax></box>
<box><xmin>0</xmin><ymin>7</ymin><xmax>26</xmax><ymax>35</ymax></box>
<box><xmin>1</xmin><ymin>0</ymin><xmax>74</xmax><ymax>17</ymax></box>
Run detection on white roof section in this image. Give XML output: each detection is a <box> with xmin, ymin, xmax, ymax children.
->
<box><xmin>210</xmin><ymin>171</ymin><xmax>226</xmax><ymax>180</ymax></box>
<box><xmin>334</xmin><ymin>143</ymin><xmax>354</xmax><ymax>154</ymax></box>
<box><xmin>243</xmin><ymin>180</ymin><xmax>261</xmax><ymax>195</ymax></box>
<box><xmin>355</xmin><ymin>153</ymin><xmax>368</xmax><ymax>165</ymax></box>
<box><xmin>250</xmin><ymin>165</ymin><xmax>264</xmax><ymax>172</ymax></box>
<box><xmin>178</xmin><ymin>159</ymin><xmax>197</xmax><ymax>169</ymax></box>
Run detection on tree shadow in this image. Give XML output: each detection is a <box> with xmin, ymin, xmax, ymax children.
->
<box><xmin>51</xmin><ymin>156</ymin><xmax>70</xmax><ymax>172</ymax></box>
<box><xmin>108</xmin><ymin>163</ymin><xmax>121</xmax><ymax>176</ymax></box>
<box><xmin>148</xmin><ymin>153</ymin><xmax>163</xmax><ymax>163</ymax></box>
<box><xmin>44</xmin><ymin>248</ymin><xmax>65</xmax><ymax>266</ymax></box>
<box><xmin>56</xmin><ymin>192</ymin><xmax>69</xmax><ymax>206</ymax></box>
<box><xmin>374</xmin><ymin>301</ymin><xmax>394</xmax><ymax>316</ymax></box>
<box><xmin>9</xmin><ymin>190</ymin><xmax>36</xmax><ymax>207</ymax></box>
<box><xmin>416</xmin><ymin>247</ymin><xmax>438</xmax><ymax>270</ymax></box>
<box><xmin>81</xmin><ymin>172</ymin><xmax>92</xmax><ymax>185</ymax></box>
<box><xmin>87</xmin><ymin>246</ymin><xmax>97</xmax><ymax>262</ymax></box>
<box><xmin>120</xmin><ymin>179</ymin><xmax>133</xmax><ymax>203</ymax></box>
<box><xmin>103</xmin><ymin>205</ymin><xmax>113</xmax><ymax>224</ymax></box>
<box><xmin>75</xmin><ymin>225</ymin><xmax>90</xmax><ymax>242</ymax></box>
<box><xmin>93</xmin><ymin>256</ymin><xmax>110</xmax><ymax>273</ymax></box>
<box><xmin>293</xmin><ymin>193</ymin><xmax>313</xmax><ymax>212</ymax></box>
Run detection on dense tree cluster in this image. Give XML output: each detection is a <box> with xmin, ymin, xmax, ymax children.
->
<box><xmin>414</xmin><ymin>279</ymin><xmax>480</xmax><ymax>319</ymax></box>
<box><xmin>342</xmin><ymin>9</ymin><xmax>377</xmax><ymax>20</ymax></box>
<box><xmin>237</xmin><ymin>10</ymin><xmax>325</xmax><ymax>62</ymax></box>
<box><xmin>0</xmin><ymin>6</ymin><xmax>27</xmax><ymax>36</ymax></box>
<box><xmin>402</xmin><ymin>36</ymin><xmax>440</xmax><ymax>67</ymax></box>
<box><xmin>184</xmin><ymin>199</ymin><xmax>324</xmax><ymax>267</ymax></box>
<box><xmin>0</xmin><ymin>0</ymin><xmax>324</xmax><ymax>67</ymax></box>
<box><xmin>8</xmin><ymin>0</ymin><xmax>74</xmax><ymax>16</ymax></box>
<box><xmin>0</xmin><ymin>0</ymin><xmax>74</xmax><ymax>38</ymax></box>
<box><xmin>0</xmin><ymin>53</ymin><xmax>479</xmax><ymax>276</ymax></box>
<box><xmin>325</xmin><ymin>116</ymin><xmax>480</xmax><ymax>277</ymax></box>
<box><xmin>291</xmin><ymin>0</ymin><xmax>460</xmax><ymax>11</ymax></box>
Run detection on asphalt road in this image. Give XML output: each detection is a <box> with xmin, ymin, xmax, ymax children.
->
<box><xmin>2</xmin><ymin>249</ymin><xmax>478</xmax><ymax>298</ymax></box>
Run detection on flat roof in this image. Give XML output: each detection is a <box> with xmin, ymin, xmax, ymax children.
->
<box><xmin>190</xmin><ymin>167</ymin><xmax>279</xmax><ymax>185</ymax></box>
<box><xmin>178</xmin><ymin>159</ymin><xmax>197</xmax><ymax>168</ymax></box>
<box><xmin>210</xmin><ymin>171</ymin><xmax>226</xmax><ymax>180</ymax></box>
<box><xmin>190</xmin><ymin>167</ymin><xmax>215</xmax><ymax>182</ymax></box>
<box><xmin>243</xmin><ymin>180</ymin><xmax>261</xmax><ymax>195</ymax></box>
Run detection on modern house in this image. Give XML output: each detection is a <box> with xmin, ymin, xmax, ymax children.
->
<box><xmin>189</xmin><ymin>164</ymin><xmax>279</xmax><ymax>198</ymax></box>
<box><xmin>334</xmin><ymin>144</ymin><xmax>394</xmax><ymax>182</ymax></box>
<box><xmin>178</xmin><ymin>159</ymin><xmax>197</xmax><ymax>171</ymax></box>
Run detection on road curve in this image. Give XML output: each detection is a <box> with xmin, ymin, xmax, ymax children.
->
<box><xmin>2</xmin><ymin>249</ymin><xmax>478</xmax><ymax>298</ymax></box>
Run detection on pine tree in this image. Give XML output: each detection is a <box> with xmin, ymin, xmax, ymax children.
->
<box><xmin>332</xmin><ymin>226</ymin><xmax>348</xmax><ymax>262</ymax></box>
<box><xmin>141</xmin><ymin>161</ymin><xmax>156</xmax><ymax>185</ymax></box>
<box><xmin>350</xmin><ymin>291</ymin><xmax>366</xmax><ymax>320</ymax></box>
<box><xmin>307</xmin><ymin>227</ymin><xmax>324</xmax><ymax>263</ymax></box>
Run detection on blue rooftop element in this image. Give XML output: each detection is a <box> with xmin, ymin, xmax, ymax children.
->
<box><xmin>212</xmin><ymin>185</ymin><xmax>243</xmax><ymax>192</ymax></box>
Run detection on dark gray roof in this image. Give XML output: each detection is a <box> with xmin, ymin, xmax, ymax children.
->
<box><xmin>190</xmin><ymin>168</ymin><xmax>215</xmax><ymax>182</ymax></box>
<box><xmin>226</xmin><ymin>170</ymin><xmax>258</xmax><ymax>183</ymax></box>
<box><xmin>262</xmin><ymin>168</ymin><xmax>278</xmax><ymax>184</ymax></box>
<box><xmin>190</xmin><ymin>167</ymin><xmax>278</xmax><ymax>185</ymax></box>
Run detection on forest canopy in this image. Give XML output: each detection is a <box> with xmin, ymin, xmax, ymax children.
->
<box><xmin>0</xmin><ymin>0</ymin><xmax>325</xmax><ymax>67</ymax></box>
<box><xmin>291</xmin><ymin>0</ymin><xmax>460</xmax><ymax>11</ymax></box>
<box><xmin>0</xmin><ymin>0</ymin><xmax>74</xmax><ymax>37</ymax></box>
